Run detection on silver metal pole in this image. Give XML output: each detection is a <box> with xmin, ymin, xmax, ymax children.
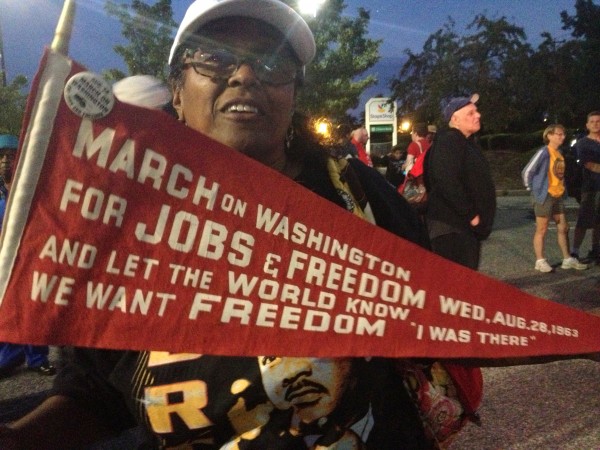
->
<box><xmin>51</xmin><ymin>0</ymin><xmax>77</xmax><ymax>56</ymax></box>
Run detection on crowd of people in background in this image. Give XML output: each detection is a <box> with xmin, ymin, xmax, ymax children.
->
<box><xmin>347</xmin><ymin>106</ymin><xmax>600</xmax><ymax>275</ymax></box>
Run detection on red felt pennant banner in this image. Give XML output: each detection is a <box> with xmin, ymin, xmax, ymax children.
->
<box><xmin>0</xmin><ymin>49</ymin><xmax>599</xmax><ymax>359</ymax></box>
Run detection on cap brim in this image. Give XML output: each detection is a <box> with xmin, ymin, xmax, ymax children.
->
<box><xmin>169</xmin><ymin>0</ymin><xmax>316</xmax><ymax>66</ymax></box>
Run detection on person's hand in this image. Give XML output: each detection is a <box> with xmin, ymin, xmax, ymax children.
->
<box><xmin>470</xmin><ymin>215</ymin><xmax>480</xmax><ymax>227</ymax></box>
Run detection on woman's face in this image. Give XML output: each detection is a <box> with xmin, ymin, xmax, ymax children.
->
<box><xmin>173</xmin><ymin>18</ymin><xmax>297</xmax><ymax>166</ymax></box>
<box><xmin>547</xmin><ymin>128</ymin><xmax>565</xmax><ymax>147</ymax></box>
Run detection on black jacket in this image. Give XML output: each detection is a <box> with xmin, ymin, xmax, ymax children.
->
<box><xmin>425</xmin><ymin>128</ymin><xmax>496</xmax><ymax>240</ymax></box>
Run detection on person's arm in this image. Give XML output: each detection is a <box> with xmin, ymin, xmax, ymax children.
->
<box><xmin>402</xmin><ymin>154</ymin><xmax>415</xmax><ymax>171</ymax></box>
<box><xmin>521</xmin><ymin>148</ymin><xmax>544</xmax><ymax>190</ymax></box>
<box><xmin>584</xmin><ymin>161</ymin><xmax>600</xmax><ymax>173</ymax></box>
<box><xmin>0</xmin><ymin>395</ymin><xmax>117</xmax><ymax>450</ymax></box>
<box><xmin>0</xmin><ymin>348</ymin><xmax>137</xmax><ymax>449</ymax></box>
<box><xmin>402</xmin><ymin>142</ymin><xmax>419</xmax><ymax>171</ymax></box>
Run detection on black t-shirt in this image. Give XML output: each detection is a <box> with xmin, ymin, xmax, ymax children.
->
<box><xmin>52</xmin><ymin>152</ymin><xmax>431</xmax><ymax>449</ymax></box>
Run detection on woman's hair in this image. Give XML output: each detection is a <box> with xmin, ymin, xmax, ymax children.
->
<box><xmin>287</xmin><ymin>112</ymin><xmax>332</xmax><ymax>166</ymax></box>
<box><xmin>168</xmin><ymin>44</ymin><xmax>190</xmax><ymax>92</ymax></box>
<box><xmin>542</xmin><ymin>124</ymin><xmax>565</xmax><ymax>144</ymax></box>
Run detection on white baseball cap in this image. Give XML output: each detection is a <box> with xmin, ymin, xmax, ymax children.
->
<box><xmin>168</xmin><ymin>0</ymin><xmax>316</xmax><ymax>66</ymax></box>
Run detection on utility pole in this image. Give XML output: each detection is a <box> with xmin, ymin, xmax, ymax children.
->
<box><xmin>0</xmin><ymin>18</ymin><xmax>7</xmax><ymax>86</ymax></box>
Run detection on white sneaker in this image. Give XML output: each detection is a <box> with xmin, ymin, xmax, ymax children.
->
<box><xmin>535</xmin><ymin>259</ymin><xmax>553</xmax><ymax>273</ymax></box>
<box><xmin>561</xmin><ymin>257</ymin><xmax>588</xmax><ymax>270</ymax></box>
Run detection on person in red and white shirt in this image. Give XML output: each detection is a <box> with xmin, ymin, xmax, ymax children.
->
<box><xmin>350</xmin><ymin>126</ymin><xmax>373</xmax><ymax>167</ymax></box>
<box><xmin>402</xmin><ymin>122</ymin><xmax>430</xmax><ymax>174</ymax></box>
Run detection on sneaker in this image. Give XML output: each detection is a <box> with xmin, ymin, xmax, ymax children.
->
<box><xmin>562</xmin><ymin>257</ymin><xmax>588</xmax><ymax>270</ymax></box>
<box><xmin>27</xmin><ymin>363</ymin><xmax>56</xmax><ymax>376</ymax></box>
<box><xmin>535</xmin><ymin>259</ymin><xmax>553</xmax><ymax>273</ymax></box>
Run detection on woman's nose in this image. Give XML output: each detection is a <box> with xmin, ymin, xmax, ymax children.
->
<box><xmin>228</xmin><ymin>62</ymin><xmax>260</xmax><ymax>87</ymax></box>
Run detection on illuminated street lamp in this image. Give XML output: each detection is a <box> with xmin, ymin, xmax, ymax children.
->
<box><xmin>314</xmin><ymin>117</ymin><xmax>332</xmax><ymax>139</ymax></box>
<box><xmin>400</xmin><ymin>120</ymin><xmax>412</xmax><ymax>133</ymax></box>
<box><xmin>298</xmin><ymin>0</ymin><xmax>326</xmax><ymax>17</ymax></box>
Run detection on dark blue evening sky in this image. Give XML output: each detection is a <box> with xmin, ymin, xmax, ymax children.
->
<box><xmin>0</xmin><ymin>0</ymin><xmax>577</xmax><ymax>94</ymax></box>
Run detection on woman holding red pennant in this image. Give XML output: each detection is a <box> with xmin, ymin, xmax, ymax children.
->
<box><xmin>0</xmin><ymin>0</ymin><xmax>447</xmax><ymax>449</ymax></box>
<box><xmin>2</xmin><ymin>1</ymin><xmax>600</xmax><ymax>449</ymax></box>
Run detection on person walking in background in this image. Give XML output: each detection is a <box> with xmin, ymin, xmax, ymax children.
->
<box><xmin>349</xmin><ymin>126</ymin><xmax>373</xmax><ymax>167</ymax></box>
<box><xmin>0</xmin><ymin>134</ymin><xmax>56</xmax><ymax>378</ymax></box>
<box><xmin>570</xmin><ymin>111</ymin><xmax>600</xmax><ymax>262</ymax></box>
<box><xmin>402</xmin><ymin>122</ymin><xmax>430</xmax><ymax>175</ymax></box>
<box><xmin>522</xmin><ymin>125</ymin><xmax>588</xmax><ymax>273</ymax></box>
<box><xmin>398</xmin><ymin>124</ymin><xmax>431</xmax><ymax>219</ymax></box>
<box><xmin>425</xmin><ymin>94</ymin><xmax>496</xmax><ymax>270</ymax></box>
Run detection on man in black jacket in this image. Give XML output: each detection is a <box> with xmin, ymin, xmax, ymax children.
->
<box><xmin>425</xmin><ymin>94</ymin><xmax>496</xmax><ymax>269</ymax></box>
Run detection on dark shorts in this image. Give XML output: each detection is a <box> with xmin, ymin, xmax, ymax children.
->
<box><xmin>576</xmin><ymin>191</ymin><xmax>600</xmax><ymax>229</ymax></box>
<box><xmin>533</xmin><ymin>195</ymin><xmax>565</xmax><ymax>218</ymax></box>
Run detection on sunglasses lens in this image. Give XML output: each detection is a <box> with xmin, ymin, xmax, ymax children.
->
<box><xmin>187</xmin><ymin>48</ymin><xmax>237</xmax><ymax>78</ymax></box>
<box><xmin>258</xmin><ymin>57</ymin><xmax>298</xmax><ymax>84</ymax></box>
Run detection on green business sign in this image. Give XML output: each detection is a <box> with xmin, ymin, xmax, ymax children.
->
<box><xmin>370</xmin><ymin>124</ymin><xmax>394</xmax><ymax>133</ymax></box>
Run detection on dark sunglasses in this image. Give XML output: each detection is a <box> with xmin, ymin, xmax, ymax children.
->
<box><xmin>181</xmin><ymin>46</ymin><xmax>301</xmax><ymax>86</ymax></box>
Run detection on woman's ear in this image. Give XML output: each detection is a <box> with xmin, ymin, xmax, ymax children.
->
<box><xmin>172</xmin><ymin>86</ymin><xmax>185</xmax><ymax>122</ymax></box>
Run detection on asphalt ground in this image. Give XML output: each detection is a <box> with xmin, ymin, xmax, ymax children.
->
<box><xmin>0</xmin><ymin>195</ymin><xmax>599</xmax><ymax>449</ymax></box>
<box><xmin>451</xmin><ymin>195</ymin><xmax>600</xmax><ymax>450</ymax></box>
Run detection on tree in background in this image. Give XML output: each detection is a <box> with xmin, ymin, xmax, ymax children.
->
<box><xmin>0</xmin><ymin>76</ymin><xmax>28</xmax><ymax>135</ymax></box>
<box><xmin>459</xmin><ymin>15</ymin><xmax>532</xmax><ymax>132</ymax></box>
<box><xmin>527</xmin><ymin>32</ymin><xmax>580</xmax><ymax>127</ymax></box>
<box><xmin>106</xmin><ymin>0</ymin><xmax>379</xmax><ymax>128</ymax></box>
<box><xmin>561</xmin><ymin>0</ymin><xmax>600</xmax><ymax>124</ymax></box>
<box><xmin>104</xmin><ymin>0</ymin><xmax>176</xmax><ymax>82</ymax></box>
<box><xmin>288</xmin><ymin>0</ymin><xmax>381</xmax><ymax>126</ymax></box>
<box><xmin>40</xmin><ymin>0</ymin><xmax>598</xmax><ymax>135</ymax></box>
<box><xmin>390</xmin><ymin>15</ymin><xmax>533</xmax><ymax>132</ymax></box>
<box><xmin>390</xmin><ymin>0</ymin><xmax>600</xmax><ymax>133</ymax></box>
<box><xmin>389</xmin><ymin>20</ymin><xmax>463</xmax><ymax>126</ymax></box>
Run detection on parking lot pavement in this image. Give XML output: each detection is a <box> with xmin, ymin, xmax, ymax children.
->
<box><xmin>0</xmin><ymin>346</ymin><xmax>61</xmax><ymax>422</ymax></box>
<box><xmin>451</xmin><ymin>196</ymin><xmax>600</xmax><ymax>449</ymax></box>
